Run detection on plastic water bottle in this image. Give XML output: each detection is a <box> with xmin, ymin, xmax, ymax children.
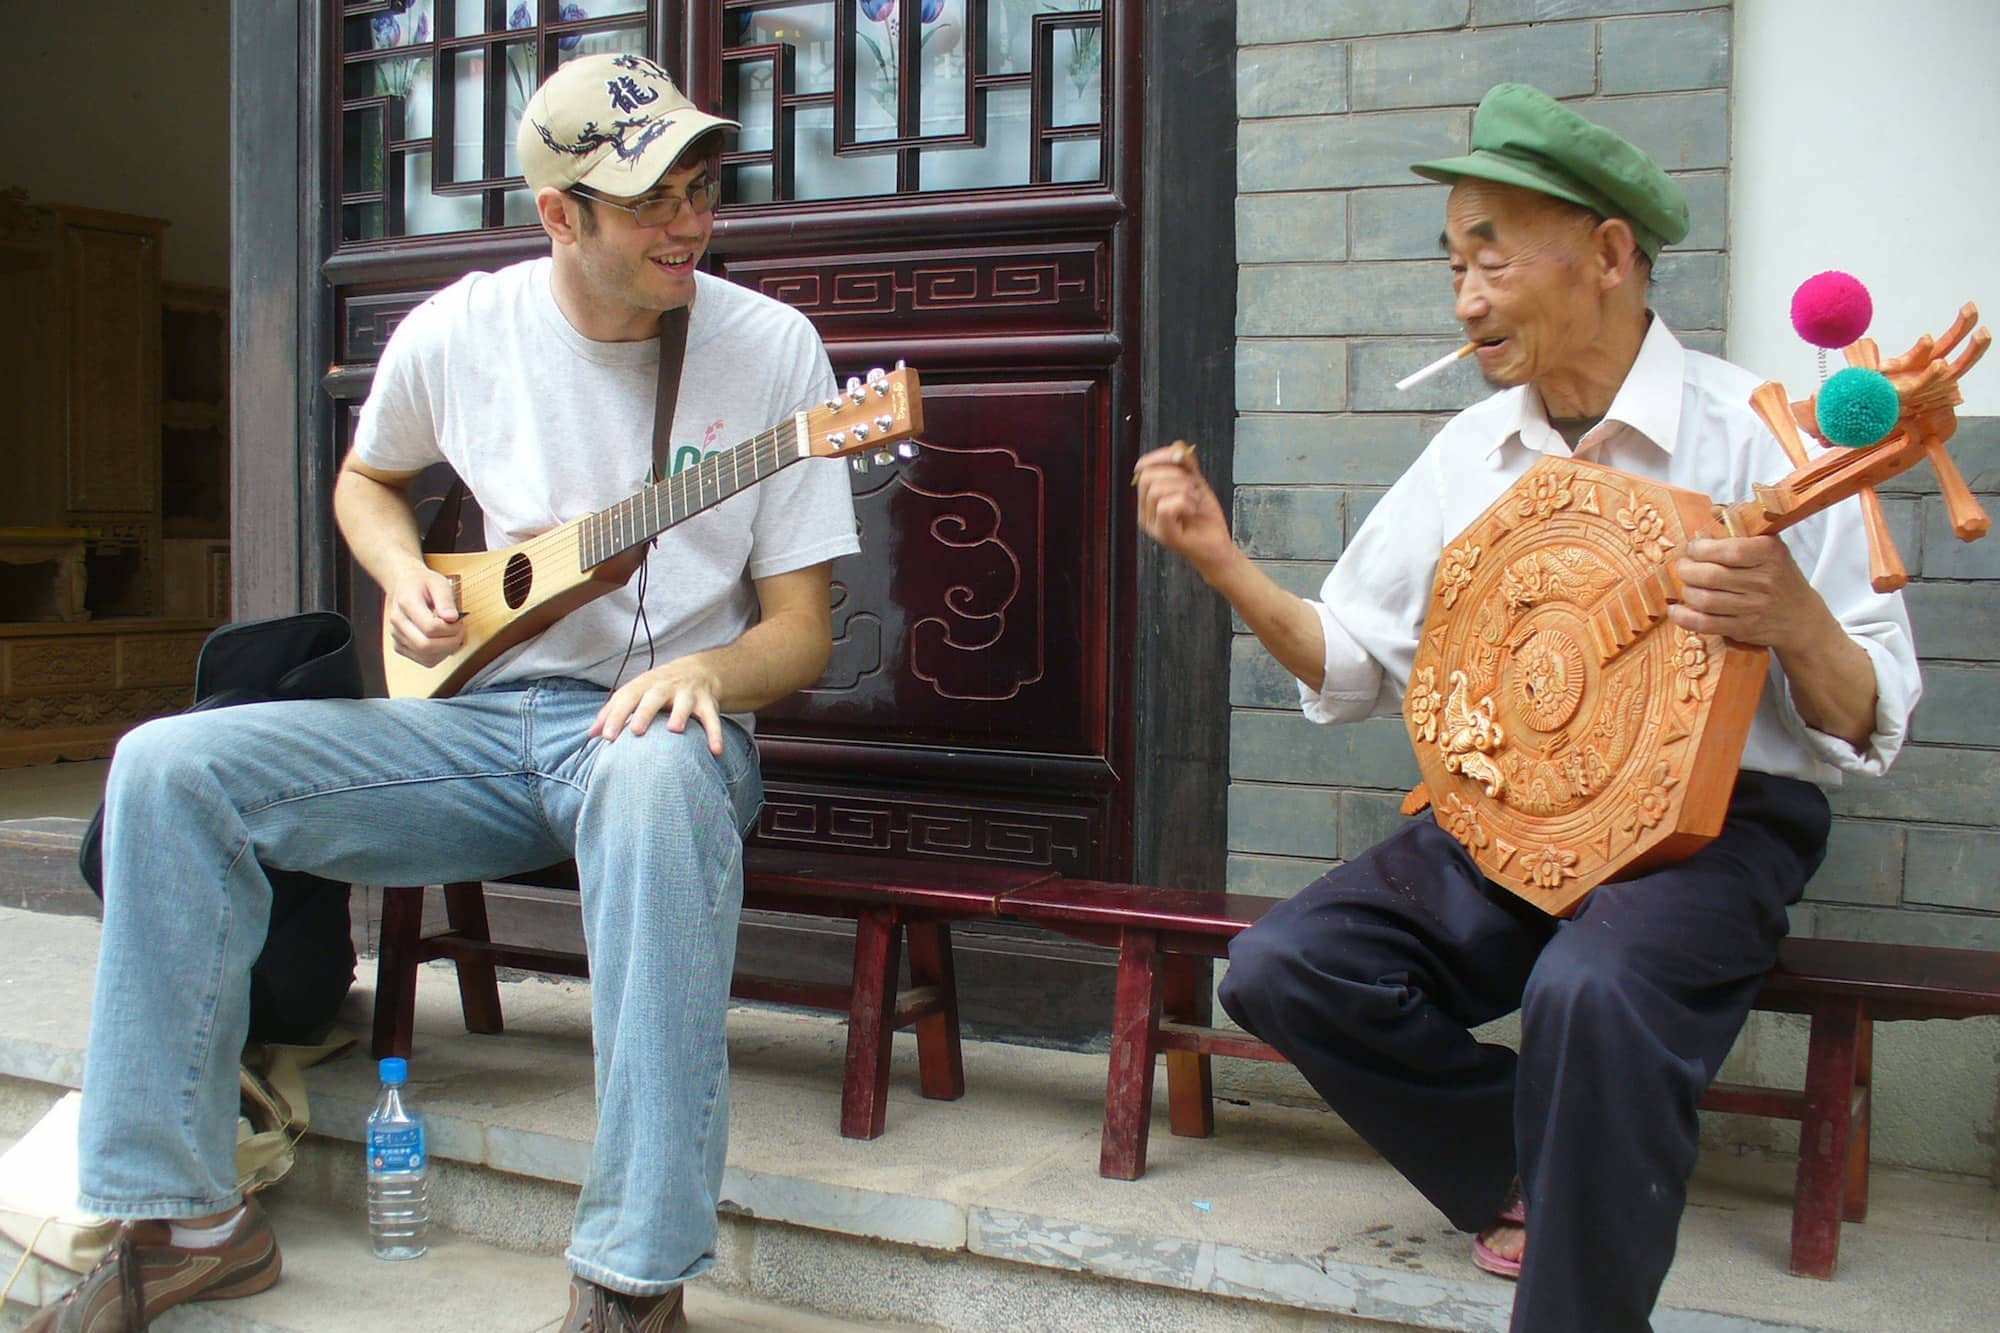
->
<box><xmin>365</xmin><ymin>1056</ymin><xmax>429</xmax><ymax>1259</ymax></box>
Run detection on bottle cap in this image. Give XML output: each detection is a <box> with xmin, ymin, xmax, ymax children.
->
<box><xmin>378</xmin><ymin>1056</ymin><xmax>408</xmax><ymax>1085</ymax></box>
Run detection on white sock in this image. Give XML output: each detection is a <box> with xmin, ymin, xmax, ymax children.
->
<box><xmin>169</xmin><ymin>1205</ymin><xmax>246</xmax><ymax>1248</ymax></box>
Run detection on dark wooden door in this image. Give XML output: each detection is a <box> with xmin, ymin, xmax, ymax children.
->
<box><xmin>694</xmin><ymin>0</ymin><xmax>1139</xmax><ymax>882</ymax></box>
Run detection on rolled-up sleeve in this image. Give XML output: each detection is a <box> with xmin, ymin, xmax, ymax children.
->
<box><xmin>1786</xmin><ymin>618</ymin><xmax>1921</xmax><ymax>776</ymax></box>
<box><xmin>1297</xmin><ymin>598</ymin><xmax>1391</xmax><ymax>724</ymax></box>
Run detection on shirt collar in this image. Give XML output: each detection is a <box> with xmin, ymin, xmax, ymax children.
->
<box><xmin>1487</xmin><ymin>316</ymin><xmax>1687</xmax><ymax>460</ymax></box>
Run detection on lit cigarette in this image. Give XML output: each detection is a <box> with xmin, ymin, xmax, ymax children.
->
<box><xmin>1395</xmin><ymin>342</ymin><xmax>1476</xmax><ymax>392</ymax></box>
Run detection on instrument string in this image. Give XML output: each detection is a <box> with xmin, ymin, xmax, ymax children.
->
<box><xmin>454</xmin><ymin>420</ymin><xmax>796</xmax><ymax>624</ymax></box>
<box><xmin>444</xmin><ymin>419</ymin><xmax>797</xmax><ymax>635</ymax></box>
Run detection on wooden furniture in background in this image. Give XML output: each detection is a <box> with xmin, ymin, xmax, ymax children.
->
<box><xmin>0</xmin><ymin>196</ymin><xmax>167</xmax><ymax>618</ymax></box>
<box><xmin>0</xmin><ymin>528</ymin><xmax>91</xmax><ymax>623</ymax></box>
<box><xmin>0</xmin><ymin>619</ymin><xmax>214</xmax><ymax>766</ymax></box>
<box><xmin>0</xmin><ymin>191</ymin><xmax>224</xmax><ymax>764</ymax></box>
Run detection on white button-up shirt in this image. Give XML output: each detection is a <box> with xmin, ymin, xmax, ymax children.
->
<box><xmin>1300</xmin><ymin>317</ymin><xmax>1921</xmax><ymax>786</ymax></box>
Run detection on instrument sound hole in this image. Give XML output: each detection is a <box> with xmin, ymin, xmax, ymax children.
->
<box><xmin>503</xmin><ymin>552</ymin><xmax>533</xmax><ymax>609</ymax></box>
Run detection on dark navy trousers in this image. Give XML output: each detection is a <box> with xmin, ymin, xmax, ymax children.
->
<box><xmin>1218</xmin><ymin>771</ymin><xmax>1830</xmax><ymax>1333</ymax></box>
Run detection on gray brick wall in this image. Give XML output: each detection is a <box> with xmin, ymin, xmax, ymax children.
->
<box><xmin>1227</xmin><ymin>2</ymin><xmax>2000</xmax><ymax>945</ymax></box>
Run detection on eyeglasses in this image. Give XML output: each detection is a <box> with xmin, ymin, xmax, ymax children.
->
<box><xmin>570</xmin><ymin>176</ymin><xmax>722</xmax><ymax>227</ymax></box>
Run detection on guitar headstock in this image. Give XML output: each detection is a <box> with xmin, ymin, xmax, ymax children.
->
<box><xmin>806</xmin><ymin>365</ymin><xmax>926</xmax><ymax>470</ymax></box>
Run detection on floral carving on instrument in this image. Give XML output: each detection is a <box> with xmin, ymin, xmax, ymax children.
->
<box><xmin>1438</xmin><ymin>670</ymin><xmax>1507</xmax><ymax>798</ymax></box>
<box><xmin>1439</xmin><ymin>792</ymin><xmax>1490</xmax><ymax>851</ymax></box>
<box><xmin>1525</xmin><ymin>845</ymin><xmax>1580</xmax><ymax>891</ymax></box>
<box><xmin>1514</xmin><ymin>470</ymin><xmax>1575</xmax><ymax>522</ymax></box>
<box><xmin>1620</xmin><ymin>760</ymin><xmax>1680</xmax><ymax>840</ymax></box>
<box><xmin>1675</xmin><ymin>628</ymin><xmax>1711</xmax><ymax>701</ymax></box>
<box><xmin>1407</xmin><ymin>665</ymin><xmax>1443</xmax><ymax>744</ymax></box>
<box><xmin>1615</xmin><ymin>490</ymin><xmax>1670</xmax><ymax>563</ymax></box>
<box><xmin>1438</xmin><ymin>540</ymin><xmax>1481</xmax><ymax>609</ymax></box>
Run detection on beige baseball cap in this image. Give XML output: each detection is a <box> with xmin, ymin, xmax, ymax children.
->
<box><xmin>517</xmin><ymin>53</ymin><xmax>737</xmax><ymax>196</ymax></box>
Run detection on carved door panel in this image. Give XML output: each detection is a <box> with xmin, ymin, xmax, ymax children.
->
<box><xmin>695</xmin><ymin>0</ymin><xmax>1135</xmax><ymax>879</ymax></box>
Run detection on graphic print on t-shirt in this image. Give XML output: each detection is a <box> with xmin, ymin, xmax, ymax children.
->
<box><xmin>667</xmin><ymin>418</ymin><xmax>730</xmax><ymax>476</ymax></box>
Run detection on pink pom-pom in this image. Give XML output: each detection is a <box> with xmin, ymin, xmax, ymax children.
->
<box><xmin>1791</xmin><ymin>271</ymin><xmax>1873</xmax><ymax>349</ymax></box>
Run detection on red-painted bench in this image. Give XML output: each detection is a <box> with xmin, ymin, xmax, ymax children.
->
<box><xmin>369</xmin><ymin>847</ymin><xmax>1054</xmax><ymax>1139</ymax></box>
<box><xmin>997</xmin><ymin>879</ymin><xmax>2000</xmax><ymax>1282</ymax></box>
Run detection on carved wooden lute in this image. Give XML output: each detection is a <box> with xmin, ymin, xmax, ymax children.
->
<box><xmin>1402</xmin><ymin>305</ymin><xmax>1990</xmax><ymax>916</ymax></box>
<box><xmin>383</xmin><ymin>366</ymin><xmax>923</xmax><ymax>700</ymax></box>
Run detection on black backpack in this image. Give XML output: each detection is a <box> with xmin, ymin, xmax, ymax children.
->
<box><xmin>79</xmin><ymin>611</ymin><xmax>365</xmax><ymax>1046</ymax></box>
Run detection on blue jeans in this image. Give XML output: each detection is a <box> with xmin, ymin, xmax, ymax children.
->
<box><xmin>76</xmin><ymin>678</ymin><xmax>761</xmax><ymax>1295</ymax></box>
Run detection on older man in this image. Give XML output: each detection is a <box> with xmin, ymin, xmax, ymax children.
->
<box><xmin>1134</xmin><ymin>84</ymin><xmax>1918</xmax><ymax>1331</ymax></box>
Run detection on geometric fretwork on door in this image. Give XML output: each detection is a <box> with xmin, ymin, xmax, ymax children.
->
<box><xmin>335</xmin><ymin>0</ymin><xmax>653</xmax><ymax>242</ymax></box>
<box><xmin>716</xmin><ymin>0</ymin><xmax>1105</xmax><ymax>202</ymax></box>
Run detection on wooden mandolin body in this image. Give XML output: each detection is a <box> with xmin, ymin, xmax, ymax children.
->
<box><xmin>1405</xmin><ymin>456</ymin><xmax>1768</xmax><ymax>916</ymax></box>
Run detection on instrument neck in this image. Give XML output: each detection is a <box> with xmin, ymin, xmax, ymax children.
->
<box><xmin>575</xmin><ymin>419</ymin><xmax>799</xmax><ymax>568</ymax></box>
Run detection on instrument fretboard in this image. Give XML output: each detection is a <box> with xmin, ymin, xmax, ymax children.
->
<box><xmin>576</xmin><ymin>418</ymin><xmax>801</xmax><ymax>569</ymax></box>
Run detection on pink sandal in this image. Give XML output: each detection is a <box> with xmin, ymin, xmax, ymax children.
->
<box><xmin>1471</xmin><ymin>1181</ymin><xmax>1526</xmax><ymax>1279</ymax></box>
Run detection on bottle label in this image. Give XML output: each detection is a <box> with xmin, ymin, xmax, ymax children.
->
<box><xmin>368</xmin><ymin>1123</ymin><xmax>426</xmax><ymax>1173</ymax></box>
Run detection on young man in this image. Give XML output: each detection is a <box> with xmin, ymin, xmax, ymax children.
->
<box><xmin>1134</xmin><ymin>84</ymin><xmax>1919</xmax><ymax>1332</ymax></box>
<box><xmin>31</xmin><ymin>54</ymin><xmax>857</xmax><ymax>1333</ymax></box>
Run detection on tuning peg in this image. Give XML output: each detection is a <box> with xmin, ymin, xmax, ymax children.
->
<box><xmin>849</xmin><ymin>455</ymin><xmax>871</xmax><ymax>473</ymax></box>
<box><xmin>826</xmin><ymin>431</ymin><xmax>847</xmax><ymax>448</ymax></box>
<box><xmin>865</xmin><ymin>366</ymin><xmax>886</xmax><ymax>384</ymax></box>
<box><xmin>851</xmin><ymin>422</ymin><xmax>871</xmax><ymax>441</ymax></box>
<box><xmin>874</xmin><ymin>414</ymin><xmax>894</xmax><ymax>432</ymax></box>
<box><xmin>1855</xmin><ymin>486</ymin><xmax>1908</xmax><ymax>593</ymax></box>
<box><xmin>894</xmin><ymin>441</ymin><xmax>920</xmax><ymax>460</ymax></box>
<box><xmin>823</xmin><ymin>396</ymin><xmax>841</xmax><ymax>411</ymax></box>
<box><xmin>873</xmin><ymin>449</ymin><xmax>895</xmax><ymax>466</ymax></box>
<box><xmin>894</xmin><ymin>359</ymin><xmax>906</xmax><ymax>371</ymax></box>
<box><xmin>1925</xmin><ymin>437</ymin><xmax>1993</xmax><ymax>542</ymax></box>
<box><xmin>846</xmin><ymin>376</ymin><xmax>865</xmax><ymax>402</ymax></box>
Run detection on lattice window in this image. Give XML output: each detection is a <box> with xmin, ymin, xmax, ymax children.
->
<box><xmin>721</xmin><ymin>0</ymin><xmax>1106</xmax><ymax>202</ymax></box>
<box><xmin>336</xmin><ymin>0</ymin><xmax>652</xmax><ymax>243</ymax></box>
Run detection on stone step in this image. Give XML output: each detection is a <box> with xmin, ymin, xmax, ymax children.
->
<box><xmin>4</xmin><ymin>905</ymin><xmax>1998</xmax><ymax>1332</ymax></box>
<box><xmin>1</xmin><ymin>1186</ymin><xmax>921</xmax><ymax>1332</ymax></box>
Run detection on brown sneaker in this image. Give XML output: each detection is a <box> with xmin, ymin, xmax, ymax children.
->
<box><xmin>23</xmin><ymin>1197</ymin><xmax>281</xmax><ymax>1332</ymax></box>
<box><xmin>557</xmin><ymin>1275</ymin><xmax>687</xmax><ymax>1332</ymax></box>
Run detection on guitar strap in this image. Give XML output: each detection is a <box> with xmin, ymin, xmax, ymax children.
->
<box><xmin>422</xmin><ymin>304</ymin><xmax>691</xmax><ymax>555</ymax></box>
<box><xmin>651</xmin><ymin>303</ymin><xmax>690</xmax><ymax>484</ymax></box>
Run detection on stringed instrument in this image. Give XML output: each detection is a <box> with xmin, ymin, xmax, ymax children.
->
<box><xmin>1402</xmin><ymin>304</ymin><xmax>1990</xmax><ymax>916</ymax></box>
<box><xmin>383</xmin><ymin>365</ymin><xmax>923</xmax><ymax>699</ymax></box>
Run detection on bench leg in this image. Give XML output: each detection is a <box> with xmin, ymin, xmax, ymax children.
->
<box><xmin>1099</xmin><ymin>929</ymin><xmax>1162</xmax><ymax>1180</ymax></box>
<box><xmin>841</xmin><ymin>908</ymin><xmax>902</xmax><ymax>1140</ymax></box>
<box><xmin>1845</xmin><ymin>1017</ymin><xmax>1874</xmax><ymax>1223</ymax></box>
<box><xmin>443</xmin><ymin>881</ymin><xmax>505</xmax><ymax>1036</ymax></box>
<box><xmin>371</xmin><ymin>885</ymin><xmax>425</xmax><ymax>1059</ymax></box>
<box><xmin>1162</xmin><ymin>952</ymin><xmax>1214</xmax><ymax>1139</ymax></box>
<box><xmin>1789</xmin><ymin>997</ymin><xmax>1865</xmax><ymax>1279</ymax></box>
<box><xmin>906</xmin><ymin>921</ymin><xmax>965</xmax><ymax>1102</ymax></box>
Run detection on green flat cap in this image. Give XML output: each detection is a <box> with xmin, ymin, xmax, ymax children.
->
<box><xmin>1412</xmin><ymin>83</ymin><xmax>1689</xmax><ymax>259</ymax></box>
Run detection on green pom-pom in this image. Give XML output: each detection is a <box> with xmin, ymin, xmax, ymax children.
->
<box><xmin>1817</xmin><ymin>367</ymin><xmax>1899</xmax><ymax>447</ymax></box>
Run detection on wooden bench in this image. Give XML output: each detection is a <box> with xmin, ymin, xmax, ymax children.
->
<box><xmin>1000</xmin><ymin>879</ymin><xmax>2000</xmax><ymax>1281</ymax></box>
<box><xmin>1699</xmin><ymin>938</ymin><xmax>2000</xmax><ymax>1277</ymax></box>
<box><xmin>995</xmin><ymin>879</ymin><xmax>1277</xmax><ymax>1180</ymax></box>
<box><xmin>369</xmin><ymin>847</ymin><xmax>1055</xmax><ymax>1139</ymax></box>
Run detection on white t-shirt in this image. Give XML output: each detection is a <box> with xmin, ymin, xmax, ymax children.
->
<box><xmin>352</xmin><ymin>260</ymin><xmax>860</xmax><ymax>715</ymax></box>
